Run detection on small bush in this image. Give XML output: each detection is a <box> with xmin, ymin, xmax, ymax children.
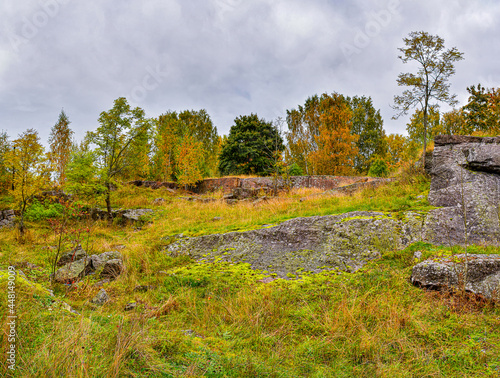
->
<box><xmin>25</xmin><ymin>200</ymin><xmax>64</xmax><ymax>221</ymax></box>
<box><xmin>288</xmin><ymin>163</ymin><xmax>304</xmax><ymax>176</ymax></box>
<box><xmin>368</xmin><ymin>158</ymin><xmax>389</xmax><ymax>177</ymax></box>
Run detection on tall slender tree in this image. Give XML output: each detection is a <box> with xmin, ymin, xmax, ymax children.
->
<box><xmin>392</xmin><ymin>31</ymin><xmax>464</xmax><ymax>166</ymax></box>
<box><xmin>0</xmin><ymin>131</ymin><xmax>10</xmax><ymax>193</ymax></box>
<box><xmin>5</xmin><ymin>129</ymin><xmax>50</xmax><ymax>235</ymax></box>
<box><xmin>48</xmin><ymin>110</ymin><xmax>74</xmax><ymax>186</ymax></box>
<box><xmin>406</xmin><ymin>105</ymin><xmax>441</xmax><ymax>146</ymax></box>
<box><xmin>86</xmin><ymin>97</ymin><xmax>149</xmax><ymax>221</ymax></box>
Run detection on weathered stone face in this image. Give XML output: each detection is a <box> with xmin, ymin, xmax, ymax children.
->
<box><xmin>89</xmin><ymin>251</ymin><xmax>123</xmax><ymax>272</ymax></box>
<box><xmin>54</xmin><ymin>258</ymin><xmax>89</xmax><ymax>283</ymax></box>
<box><xmin>91</xmin><ymin>289</ymin><xmax>109</xmax><ymax>306</ymax></box>
<box><xmin>424</xmin><ymin>135</ymin><xmax>500</xmax><ymax>246</ymax></box>
<box><xmin>100</xmin><ymin>259</ymin><xmax>124</xmax><ymax>280</ymax></box>
<box><xmin>0</xmin><ymin>210</ymin><xmax>15</xmax><ymax>229</ymax></box>
<box><xmin>411</xmin><ymin>254</ymin><xmax>500</xmax><ymax>300</ymax></box>
<box><xmin>166</xmin><ymin>211</ymin><xmax>424</xmax><ymax>278</ymax></box>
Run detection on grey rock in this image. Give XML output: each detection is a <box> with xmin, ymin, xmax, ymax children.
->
<box><xmin>123</xmin><ymin>209</ymin><xmax>153</xmax><ymax>222</ymax></box>
<box><xmin>91</xmin><ymin>289</ymin><xmax>109</xmax><ymax>305</ymax></box>
<box><xmin>166</xmin><ymin>211</ymin><xmax>424</xmax><ymax>278</ymax></box>
<box><xmin>424</xmin><ymin>135</ymin><xmax>500</xmax><ymax>246</ymax></box>
<box><xmin>55</xmin><ymin>258</ymin><xmax>89</xmax><ymax>283</ymax></box>
<box><xmin>89</xmin><ymin>251</ymin><xmax>123</xmax><ymax>272</ymax></box>
<box><xmin>413</xmin><ymin>251</ymin><xmax>423</xmax><ymax>260</ymax></box>
<box><xmin>232</xmin><ymin>187</ymin><xmax>261</xmax><ymax>199</ymax></box>
<box><xmin>411</xmin><ymin>254</ymin><xmax>500</xmax><ymax>300</ymax></box>
<box><xmin>99</xmin><ymin>259</ymin><xmax>124</xmax><ymax>280</ymax></box>
<box><xmin>57</xmin><ymin>245</ymin><xmax>88</xmax><ymax>266</ymax></box>
<box><xmin>0</xmin><ymin>209</ymin><xmax>15</xmax><ymax>229</ymax></box>
<box><xmin>153</xmin><ymin>198</ymin><xmax>166</xmax><ymax>205</ymax></box>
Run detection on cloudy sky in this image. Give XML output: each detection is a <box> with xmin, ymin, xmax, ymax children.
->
<box><xmin>0</xmin><ymin>0</ymin><xmax>499</xmax><ymax>145</ymax></box>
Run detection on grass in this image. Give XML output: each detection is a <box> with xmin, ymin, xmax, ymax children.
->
<box><xmin>1</xmin><ymin>172</ymin><xmax>500</xmax><ymax>377</ymax></box>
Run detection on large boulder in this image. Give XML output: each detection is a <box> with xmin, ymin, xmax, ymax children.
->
<box><xmin>411</xmin><ymin>254</ymin><xmax>500</xmax><ymax>301</ymax></box>
<box><xmin>166</xmin><ymin>211</ymin><xmax>424</xmax><ymax>278</ymax></box>
<box><xmin>54</xmin><ymin>258</ymin><xmax>89</xmax><ymax>284</ymax></box>
<box><xmin>122</xmin><ymin>209</ymin><xmax>153</xmax><ymax>222</ymax></box>
<box><xmin>88</xmin><ymin>251</ymin><xmax>123</xmax><ymax>272</ymax></box>
<box><xmin>99</xmin><ymin>259</ymin><xmax>124</xmax><ymax>280</ymax></box>
<box><xmin>423</xmin><ymin>135</ymin><xmax>500</xmax><ymax>245</ymax></box>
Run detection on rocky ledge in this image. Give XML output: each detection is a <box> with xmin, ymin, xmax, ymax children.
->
<box><xmin>166</xmin><ymin>211</ymin><xmax>424</xmax><ymax>278</ymax></box>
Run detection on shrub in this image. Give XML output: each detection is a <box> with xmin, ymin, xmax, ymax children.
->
<box><xmin>25</xmin><ymin>200</ymin><xmax>64</xmax><ymax>221</ymax></box>
<box><xmin>368</xmin><ymin>158</ymin><xmax>389</xmax><ymax>177</ymax></box>
<box><xmin>288</xmin><ymin>163</ymin><xmax>304</xmax><ymax>176</ymax></box>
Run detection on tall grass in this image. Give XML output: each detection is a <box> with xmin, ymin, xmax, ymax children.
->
<box><xmin>1</xmin><ymin>173</ymin><xmax>500</xmax><ymax>377</ymax></box>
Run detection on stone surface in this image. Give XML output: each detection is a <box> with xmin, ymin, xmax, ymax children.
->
<box><xmin>90</xmin><ymin>208</ymin><xmax>152</xmax><ymax>222</ymax></box>
<box><xmin>91</xmin><ymin>289</ymin><xmax>109</xmax><ymax>305</ymax></box>
<box><xmin>89</xmin><ymin>251</ymin><xmax>123</xmax><ymax>272</ymax></box>
<box><xmin>153</xmin><ymin>198</ymin><xmax>166</xmax><ymax>205</ymax></box>
<box><xmin>130</xmin><ymin>176</ymin><xmax>388</xmax><ymax>194</ymax></box>
<box><xmin>0</xmin><ymin>209</ymin><xmax>15</xmax><ymax>229</ymax></box>
<box><xmin>424</xmin><ymin>135</ymin><xmax>500</xmax><ymax>245</ymax></box>
<box><xmin>54</xmin><ymin>258</ymin><xmax>89</xmax><ymax>284</ymax></box>
<box><xmin>411</xmin><ymin>254</ymin><xmax>500</xmax><ymax>300</ymax></box>
<box><xmin>166</xmin><ymin>211</ymin><xmax>424</xmax><ymax>278</ymax></box>
<box><xmin>57</xmin><ymin>245</ymin><xmax>88</xmax><ymax>266</ymax></box>
<box><xmin>134</xmin><ymin>285</ymin><xmax>154</xmax><ymax>292</ymax></box>
<box><xmin>100</xmin><ymin>259</ymin><xmax>124</xmax><ymax>280</ymax></box>
<box><xmin>123</xmin><ymin>209</ymin><xmax>153</xmax><ymax>222</ymax></box>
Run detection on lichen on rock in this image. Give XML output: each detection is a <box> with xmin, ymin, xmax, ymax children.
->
<box><xmin>166</xmin><ymin>211</ymin><xmax>423</xmax><ymax>278</ymax></box>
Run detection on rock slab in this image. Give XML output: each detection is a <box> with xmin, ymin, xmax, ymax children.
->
<box><xmin>167</xmin><ymin>211</ymin><xmax>424</xmax><ymax>278</ymax></box>
<box><xmin>411</xmin><ymin>254</ymin><xmax>500</xmax><ymax>300</ymax></box>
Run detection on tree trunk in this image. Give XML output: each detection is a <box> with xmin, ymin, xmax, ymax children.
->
<box><xmin>19</xmin><ymin>201</ymin><xmax>26</xmax><ymax>236</ymax></box>
<box><xmin>105</xmin><ymin>183</ymin><xmax>112</xmax><ymax>224</ymax></box>
<box><xmin>422</xmin><ymin>100</ymin><xmax>429</xmax><ymax>168</ymax></box>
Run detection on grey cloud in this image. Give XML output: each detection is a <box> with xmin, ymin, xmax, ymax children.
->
<box><xmin>0</xmin><ymin>0</ymin><xmax>499</xmax><ymax>144</ymax></box>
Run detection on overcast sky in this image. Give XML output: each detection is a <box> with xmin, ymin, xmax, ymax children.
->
<box><xmin>0</xmin><ymin>0</ymin><xmax>499</xmax><ymax>145</ymax></box>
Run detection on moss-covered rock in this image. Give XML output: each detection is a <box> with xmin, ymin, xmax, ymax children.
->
<box><xmin>166</xmin><ymin>211</ymin><xmax>423</xmax><ymax>278</ymax></box>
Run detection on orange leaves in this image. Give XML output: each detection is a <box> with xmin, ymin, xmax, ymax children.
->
<box><xmin>291</xmin><ymin>93</ymin><xmax>358</xmax><ymax>176</ymax></box>
<box><xmin>176</xmin><ymin>134</ymin><xmax>204</xmax><ymax>187</ymax></box>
